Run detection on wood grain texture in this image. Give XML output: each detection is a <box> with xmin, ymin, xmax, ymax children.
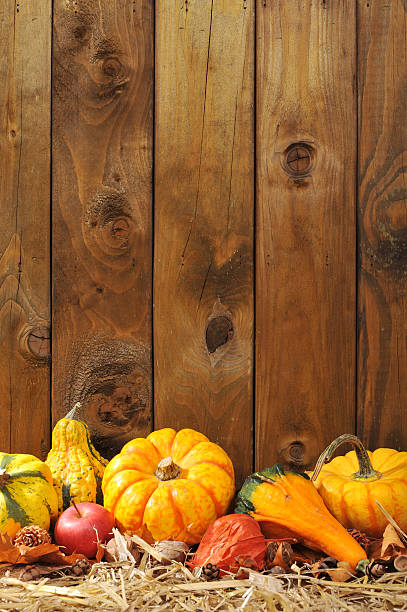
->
<box><xmin>154</xmin><ymin>0</ymin><xmax>254</xmax><ymax>486</ymax></box>
<box><xmin>52</xmin><ymin>0</ymin><xmax>153</xmax><ymax>458</ymax></box>
<box><xmin>357</xmin><ymin>0</ymin><xmax>407</xmax><ymax>449</ymax></box>
<box><xmin>256</xmin><ymin>0</ymin><xmax>357</xmax><ymax>471</ymax></box>
<box><xmin>0</xmin><ymin>0</ymin><xmax>51</xmax><ymax>458</ymax></box>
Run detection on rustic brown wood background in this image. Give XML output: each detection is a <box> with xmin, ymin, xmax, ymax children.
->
<box><xmin>0</xmin><ymin>0</ymin><xmax>405</xmax><ymax>487</ymax></box>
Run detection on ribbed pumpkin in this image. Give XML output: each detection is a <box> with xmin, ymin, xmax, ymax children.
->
<box><xmin>46</xmin><ymin>404</ymin><xmax>108</xmax><ymax>514</ymax></box>
<box><xmin>102</xmin><ymin>428</ymin><xmax>235</xmax><ymax>544</ymax></box>
<box><xmin>235</xmin><ymin>465</ymin><xmax>366</xmax><ymax>569</ymax></box>
<box><xmin>0</xmin><ymin>453</ymin><xmax>58</xmax><ymax>539</ymax></box>
<box><xmin>311</xmin><ymin>434</ymin><xmax>407</xmax><ymax>538</ymax></box>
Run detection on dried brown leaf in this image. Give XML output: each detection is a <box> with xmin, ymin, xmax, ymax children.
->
<box><xmin>381</xmin><ymin>524</ymin><xmax>407</xmax><ymax>559</ymax></box>
<box><xmin>327</xmin><ymin>561</ymin><xmax>354</xmax><ymax>582</ymax></box>
<box><xmin>0</xmin><ymin>533</ymin><xmax>87</xmax><ymax>566</ymax></box>
<box><xmin>95</xmin><ymin>541</ymin><xmax>105</xmax><ymax>563</ymax></box>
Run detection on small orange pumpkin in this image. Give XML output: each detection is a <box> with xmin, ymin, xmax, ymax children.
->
<box><xmin>102</xmin><ymin>428</ymin><xmax>235</xmax><ymax>544</ymax></box>
<box><xmin>311</xmin><ymin>434</ymin><xmax>407</xmax><ymax>538</ymax></box>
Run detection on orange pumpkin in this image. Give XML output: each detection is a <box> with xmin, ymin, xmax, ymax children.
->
<box><xmin>102</xmin><ymin>428</ymin><xmax>235</xmax><ymax>544</ymax></box>
<box><xmin>311</xmin><ymin>434</ymin><xmax>407</xmax><ymax>538</ymax></box>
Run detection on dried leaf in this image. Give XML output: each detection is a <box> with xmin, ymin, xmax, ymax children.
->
<box><xmin>0</xmin><ymin>532</ymin><xmax>87</xmax><ymax>566</ymax></box>
<box><xmin>381</xmin><ymin>524</ymin><xmax>407</xmax><ymax>559</ymax></box>
<box><xmin>327</xmin><ymin>561</ymin><xmax>354</xmax><ymax>582</ymax></box>
<box><xmin>95</xmin><ymin>542</ymin><xmax>105</xmax><ymax>563</ymax></box>
<box><xmin>376</xmin><ymin>502</ymin><xmax>407</xmax><ymax>546</ymax></box>
<box><xmin>104</xmin><ymin>531</ymin><xmax>140</xmax><ymax>563</ymax></box>
<box><xmin>0</xmin><ymin>534</ymin><xmax>14</xmax><ymax>551</ymax></box>
<box><xmin>366</xmin><ymin>538</ymin><xmax>383</xmax><ymax>560</ymax></box>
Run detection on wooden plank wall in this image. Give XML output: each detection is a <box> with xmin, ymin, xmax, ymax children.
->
<box><xmin>0</xmin><ymin>0</ymin><xmax>52</xmax><ymax>459</ymax></box>
<box><xmin>256</xmin><ymin>0</ymin><xmax>357</xmax><ymax>470</ymax></box>
<box><xmin>154</xmin><ymin>0</ymin><xmax>254</xmax><ymax>487</ymax></box>
<box><xmin>52</xmin><ymin>0</ymin><xmax>154</xmax><ymax>458</ymax></box>
<box><xmin>357</xmin><ymin>0</ymin><xmax>407</xmax><ymax>450</ymax></box>
<box><xmin>0</xmin><ymin>0</ymin><xmax>405</xmax><ymax>485</ymax></box>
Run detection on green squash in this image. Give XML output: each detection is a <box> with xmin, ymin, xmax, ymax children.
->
<box><xmin>0</xmin><ymin>453</ymin><xmax>58</xmax><ymax>539</ymax></box>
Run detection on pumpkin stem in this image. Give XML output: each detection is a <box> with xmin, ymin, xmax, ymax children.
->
<box><xmin>65</xmin><ymin>402</ymin><xmax>81</xmax><ymax>421</ymax></box>
<box><xmin>311</xmin><ymin>434</ymin><xmax>379</xmax><ymax>481</ymax></box>
<box><xmin>0</xmin><ymin>468</ymin><xmax>10</xmax><ymax>489</ymax></box>
<box><xmin>155</xmin><ymin>457</ymin><xmax>181</xmax><ymax>481</ymax></box>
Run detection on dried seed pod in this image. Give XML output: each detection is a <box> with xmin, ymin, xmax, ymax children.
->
<box><xmin>266</xmin><ymin>542</ymin><xmax>293</xmax><ymax>570</ymax></box>
<box><xmin>265</xmin><ymin>541</ymin><xmax>279</xmax><ymax>567</ymax></box>
<box><xmin>19</xmin><ymin>565</ymin><xmax>43</xmax><ymax>581</ymax></box>
<box><xmin>367</xmin><ymin>561</ymin><xmax>388</xmax><ymax>578</ymax></box>
<box><xmin>154</xmin><ymin>540</ymin><xmax>189</xmax><ymax>565</ymax></box>
<box><xmin>267</xmin><ymin>565</ymin><xmax>286</xmax><ymax>575</ymax></box>
<box><xmin>234</xmin><ymin>567</ymin><xmax>250</xmax><ymax>579</ymax></box>
<box><xmin>393</xmin><ymin>555</ymin><xmax>407</xmax><ymax>572</ymax></box>
<box><xmin>279</xmin><ymin>542</ymin><xmax>293</xmax><ymax>566</ymax></box>
<box><xmin>104</xmin><ymin>534</ymin><xmax>140</xmax><ymax>563</ymax></box>
<box><xmin>234</xmin><ymin>555</ymin><xmax>258</xmax><ymax>571</ymax></box>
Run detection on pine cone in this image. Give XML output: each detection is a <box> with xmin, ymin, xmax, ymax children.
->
<box><xmin>202</xmin><ymin>563</ymin><xmax>220</xmax><ymax>580</ymax></box>
<box><xmin>13</xmin><ymin>525</ymin><xmax>52</xmax><ymax>547</ymax></box>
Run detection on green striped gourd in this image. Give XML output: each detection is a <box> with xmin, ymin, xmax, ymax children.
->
<box><xmin>0</xmin><ymin>453</ymin><xmax>58</xmax><ymax>538</ymax></box>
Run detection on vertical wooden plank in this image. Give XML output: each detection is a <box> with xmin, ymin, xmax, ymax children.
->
<box><xmin>0</xmin><ymin>1</ymin><xmax>51</xmax><ymax>458</ymax></box>
<box><xmin>256</xmin><ymin>0</ymin><xmax>357</xmax><ymax>470</ymax></box>
<box><xmin>155</xmin><ymin>0</ymin><xmax>254</xmax><ymax>486</ymax></box>
<box><xmin>357</xmin><ymin>0</ymin><xmax>407</xmax><ymax>449</ymax></box>
<box><xmin>52</xmin><ymin>0</ymin><xmax>153</xmax><ymax>457</ymax></box>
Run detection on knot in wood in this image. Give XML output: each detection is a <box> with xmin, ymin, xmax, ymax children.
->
<box><xmin>283</xmin><ymin>143</ymin><xmax>313</xmax><ymax>176</ymax></box>
<box><xmin>102</xmin><ymin>57</ymin><xmax>122</xmax><ymax>78</ymax></box>
<box><xmin>287</xmin><ymin>441</ymin><xmax>305</xmax><ymax>464</ymax></box>
<box><xmin>73</xmin><ymin>25</ymin><xmax>88</xmax><ymax>41</ymax></box>
<box><xmin>111</xmin><ymin>218</ymin><xmax>130</xmax><ymax>242</ymax></box>
<box><xmin>27</xmin><ymin>326</ymin><xmax>51</xmax><ymax>359</ymax></box>
<box><xmin>206</xmin><ymin>316</ymin><xmax>234</xmax><ymax>354</ymax></box>
<box><xmin>155</xmin><ymin>457</ymin><xmax>181</xmax><ymax>481</ymax></box>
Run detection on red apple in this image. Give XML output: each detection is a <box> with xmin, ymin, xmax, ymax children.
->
<box><xmin>54</xmin><ymin>502</ymin><xmax>115</xmax><ymax>558</ymax></box>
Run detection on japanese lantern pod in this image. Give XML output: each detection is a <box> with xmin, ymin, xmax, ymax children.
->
<box><xmin>188</xmin><ymin>513</ymin><xmax>267</xmax><ymax>573</ymax></box>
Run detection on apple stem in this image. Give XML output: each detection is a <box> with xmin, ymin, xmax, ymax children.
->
<box><xmin>71</xmin><ymin>499</ymin><xmax>82</xmax><ymax>517</ymax></box>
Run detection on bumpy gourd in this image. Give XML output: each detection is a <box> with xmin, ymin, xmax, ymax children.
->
<box><xmin>46</xmin><ymin>405</ymin><xmax>108</xmax><ymax>514</ymax></box>
<box><xmin>235</xmin><ymin>464</ymin><xmax>366</xmax><ymax>569</ymax></box>
<box><xmin>311</xmin><ymin>434</ymin><xmax>407</xmax><ymax>538</ymax></box>
<box><xmin>102</xmin><ymin>427</ymin><xmax>235</xmax><ymax>544</ymax></box>
<box><xmin>0</xmin><ymin>453</ymin><xmax>58</xmax><ymax>538</ymax></box>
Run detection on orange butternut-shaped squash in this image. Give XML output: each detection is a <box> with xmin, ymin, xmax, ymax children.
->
<box><xmin>235</xmin><ymin>465</ymin><xmax>366</xmax><ymax>569</ymax></box>
<box><xmin>102</xmin><ymin>428</ymin><xmax>235</xmax><ymax>544</ymax></box>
